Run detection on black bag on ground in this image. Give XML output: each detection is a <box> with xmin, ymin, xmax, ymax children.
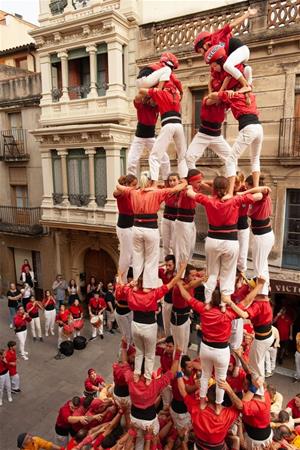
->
<box><xmin>60</xmin><ymin>340</ymin><xmax>74</xmax><ymax>356</ymax></box>
<box><xmin>73</xmin><ymin>336</ymin><xmax>87</xmax><ymax>350</ymax></box>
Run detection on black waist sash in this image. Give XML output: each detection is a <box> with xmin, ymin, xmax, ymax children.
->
<box><xmin>164</xmin><ymin>205</ymin><xmax>178</xmax><ymax>221</ymax></box>
<box><xmin>116</xmin><ymin>301</ymin><xmax>130</xmax><ymax>315</ymax></box>
<box><xmin>171</xmin><ymin>397</ymin><xmax>188</xmax><ymax>414</ymax></box>
<box><xmin>0</xmin><ymin>369</ymin><xmax>8</xmax><ymax>376</ymax></box>
<box><xmin>114</xmin><ymin>384</ymin><xmax>129</xmax><ymax>397</ymax></box>
<box><xmin>131</xmin><ymin>404</ymin><xmax>156</xmax><ymax>420</ymax></box>
<box><xmin>15</xmin><ymin>325</ymin><xmax>26</xmax><ymax>333</ymax></box>
<box><xmin>238</xmin><ymin>114</ymin><xmax>260</xmax><ymax>131</ymax></box>
<box><xmin>171</xmin><ymin>306</ymin><xmax>190</xmax><ymax>326</ymax></box>
<box><xmin>161</xmin><ymin>111</ymin><xmax>181</xmax><ymax>126</ymax></box>
<box><xmin>195</xmin><ymin>437</ymin><xmax>226</xmax><ymax>450</ymax></box>
<box><xmin>177</xmin><ymin>208</ymin><xmax>195</xmax><ymax>222</ymax></box>
<box><xmin>117</xmin><ymin>213</ymin><xmax>134</xmax><ymax>228</ymax></box>
<box><xmin>254</xmin><ymin>323</ymin><xmax>272</xmax><ymax>340</ymax></box>
<box><xmin>45</xmin><ymin>305</ymin><xmax>55</xmax><ymax>311</ymax></box>
<box><xmin>202</xmin><ymin>339</ymin><xmax>229</xmax><ymax>349</ymax></box>
<box><xmin>134</xmin><ymin>213</ymin><xmax>158</xmax><ymax>229</ymax></box>
<box><xmin>135</xmin><ymin>122</ymin><xmax>155</xmax><ymax>138</ymax></box>
<box><xmin>244</xmin><ymin>422</ymin><xmax>271</xmax><ymax>441</ymax></box>
<box><xmin>238</xmin><ymin>216</ymin><xmax>249</xmax><ymax>230</ymax></box>
<box><xmin>133</xmin><ymin>310</ymin><xmax>156</xmax><ymax>324</ymax></box>
<box><xmin>199</xmin><ymin>120</ymin><xmax>222</xmax><ymax>137</ymax></box>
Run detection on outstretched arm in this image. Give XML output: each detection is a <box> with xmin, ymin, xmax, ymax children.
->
<box><xmin>218</xmin><ymin>380</ymin><xmax>243</xmax><ymax>410</ymax></box>
<box><xmin>240</xmin><ymin>278</ymin><xmax>266</xmax><ymax>308</ymax></box>
<box><xmin>166</xmin><ymin>262</ymin><xmax>187</xmax><ymax>290</ymax></box>
<box><xmin>237</xmin><ymin>186</ymin><xmax>271</xmax><ymax>195</ymax></box>
<box><xmin>230</xmin><ymin>7</ymin><xmax>257</xmax><ymax>29</ymax></box>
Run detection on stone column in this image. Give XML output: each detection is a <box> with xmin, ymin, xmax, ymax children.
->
<box><xmin>54</xmin><ymin>231</ymin><xmax>62</xmax><ymax>274</ymax></box>
<box><xmin>85</xmin><ymin>147</ymin><xmax>97</xmax><ymax>207</ymax></box>
<box><xmin>57</xmin><ymin>51</ymin><xmax>69</xmax><ymax>101</ymax></box>
<box><xmin>105</xmin><ymin>146</ymin><xmax>121</xmax><ymax>208</ymax></box>
<box><xmin>106</xmin><ymin>40</ymin><xmax>124</xmax><ymax>94</ymax></box>
<box><xmin>39</xmin><ymin>54</ymin><xmax>52</xmax><ymax>103</ymax></box>
<box><xmin>57</xmin><ymin>149</ymin><xmax>70</xmax><ymax>206</ymax></box>
<box><xmin>40</xmin><ymin>149</ymin><xmax>54</xmax><ymax>206</ymax></box>
<box><xmin>86</xmin><ymin>45</ymin><xmax>98</xmax><ymax>98</ymax></box>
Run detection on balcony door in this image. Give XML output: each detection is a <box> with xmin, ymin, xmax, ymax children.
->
<box><xmin>11</xmin><ymin>185</ymin><xmax>29</xmax><ymax>225</ymax></box>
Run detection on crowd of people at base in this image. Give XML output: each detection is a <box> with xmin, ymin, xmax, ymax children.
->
<box><xmin>1</xmin><ymin>5</ymin><xmax>300</xmax><ymax>450</ymax></box>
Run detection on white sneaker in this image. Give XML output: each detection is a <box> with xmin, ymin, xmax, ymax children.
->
<box><xmin>9</xmin><ymin>324</ymin><xmax>13</xmax><ymax>329</ymax></box>
<box><xmin>0</xmin><ymin>400</ymin><xmax>2</xmax><ymax>406</ymax></box>
<box><xmin>45</xmin><ymin>333</ymin><xmax>49</xmax><ymax>337</ymax></box>
<box><xmin>8</xmin><ymin>397</ymin><xmax>12</xmax><ymax>403</ymax></box>
<box><xmin>21</xmin><ymin>355</ymin><xmax>28</xmax><ymax>360</ymax></box>
<box><xmin>50</xmin><ymin>331</ymin><xmax>55</xmax><ymax>336</ymax></box>
<box><xmin>24</xmin><ymin>351</ymin><xmax>29</xmax><ymax>355</ymax></box>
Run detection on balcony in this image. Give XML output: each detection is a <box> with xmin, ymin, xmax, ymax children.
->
<box><xmin>0</xmin><ymin>206</ymin><xmax>43</xmax><ymax>235</ymax></box>
<box><xmin>0</xmin><ymin>129</ymin><xmax>30</xmax><ymax>163</ymax></box>
<box><xmin>278</xmin><ymin>118</ymin><xmax>300</xmax><ymax>165</ymax></box>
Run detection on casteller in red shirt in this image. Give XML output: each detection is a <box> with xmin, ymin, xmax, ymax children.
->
<box><xmin>286</xmin><ymin>397</ymin><xmax>300</xmax><ymax>419</ymax></box>
<box><xmin>274</xmin><ymin>314</ymin><xmax>293</xmax><ymax>341</ymax></box>
<box><xmin>5</xmin><ymin>348</ymin><xmax>17</xmax><ymax>376</ymax></box>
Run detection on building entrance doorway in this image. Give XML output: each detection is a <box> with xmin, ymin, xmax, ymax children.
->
<box><xmin>84</xmin><ymin>248</ymin><xmax>116</xmax><ymax>289</ymax></box>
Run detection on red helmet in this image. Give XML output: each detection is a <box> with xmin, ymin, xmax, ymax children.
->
<box><xmin>160</xmin><ymin>52</ymin><xmax>179</xmax><ymax>70</ymax></box>
<box><xmin>204</xmin><ymin>44</ymin><xmax>226</xmax><ymax>64</ymax></box>
<box><xmin>193</xmin><ymin>31</ymin><xmax>211</xmax><ymax>52</ymax></box>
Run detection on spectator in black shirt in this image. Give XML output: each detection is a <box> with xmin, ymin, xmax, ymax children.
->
<box><xmin>7</xmin><ymin>283</ymin><xmax>22</xmax><ymax>329</ymax></box>
<box><xmin>105</xmin><ymin>283</ymin><xmax>116</xmax><ymax>334</ymax></box>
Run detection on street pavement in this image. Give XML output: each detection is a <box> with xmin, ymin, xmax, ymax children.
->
<box><xmin>0</xmin><ymin>296</ymin><xmax>299</xmax><ymax>449</ymax></box>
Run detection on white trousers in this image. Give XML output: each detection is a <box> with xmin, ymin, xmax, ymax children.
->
<box><xmin>237</xmin><ymin>227</ymin><xmax>250</xmax><ymax>273</ymax></box>
<box><xmin>185</xmin><ymin>132</ymin><xmax>232</xmax><ymax>175</ymax></box>
<box><xmin>223</xmin><ymin>45</ymin><xmax>250</xmax><ymax>80</ymax></box>
<box><xmin>170</xmin><ymin>408</ymin><xmax>191</xmax><ymax>430</ymax></box>
<box><xmin>11</xmin><ymin>373</ymin><xmax>20</xmax><ymax>390</ymax></box>
<box><xmin>131</xmin><ymin>321</ymin><xmax>157</xmax><ymax>380</ymax></box>
<box><xmin>113</xmin><ymin>392</ymin><xmax>131</xmax><ymax>408</ymax></box>
<box><xmin>227</xmin><ymin>124</ymin><xmax>264</xmax><ymax>177</ymax></box>
<box><xmin>115</xmin><ymin>311</ymin><xmax>133</xmax><ymax>345</ymax></box>
<box><xmin>16</xmin><ymin>330</ymin><xmax>27</xmax><ymax>357</ymax></box>
<box><xmin>116</xmin><ymin>226</ymin><xmax>133</xmax><ymax>284</ymax></box>
<box><xmin>251</xmin><ymin>230</ymin><xmax>274</xmax><ymax>295</ymax></box>
<box><xmin>295</xmin><ymin>352</ymin><xmax>300</xmax><ymax>380</ymax></box>
<box><xmin>161</xmin><ymin>218</ymin><xmax>175</xmax><ymax>257</ymax></box>
<box><xmin>204</xmin><ymin>237</ymin><xmax>239</xmax><ymax>303</ymax></box>
<box><xmin>44</xmin><ymin>309</ymin><xmax>56</xmax><ymax>336</ymax></box>
<box><xmin>30</xmin><ymin>317</ymin><xmax>42</xmax><ymax>338</ymax></box>
<box><xmin>91</xmin><ymin>314</ymin><xmax>104</xmax><ymax>337</ymax></box>
<box><xmin>127</xmin><ymin>136</ymin><xmax>171</xmax><ymax>180</ymax></box>
<box><xmin>162</xmin><ymin>302</ymin><xmax>173</xmax><ymax>337</ymax></box>
<box><xmin>161</xmin><ymin>385</ymin><xmax>172</xmax><ymax>408</ymax></box>
<box><xmin>200</xmin><ymin>341</ymin><xmax>230</xmax><ymax>404</ymax></box>
<box><xmin>174</xmin><ymin>220</ymin><xmax>196</xmax><ymax>269</ymax></box>
<box><xmin>265</xmin><ymin>347</ymin><xmax>277</xmax><ymax>374</ymax></box>
<box><xmin>171</xmin><ymin>318</ymin><xmax>190</xmax><ymax>355</ymax></box>
<box><xmin>132</xmin><ymin>227</ymin><xmax>160</xmax><ymax>289</ymax></box>
<box><xmin>149</xmin><ymin>123</ymin><xmax>188</xmax><ymax>181</ymax></box>
<box><xmin>230</xmin><ymin>319</ymin><xmax>244</xmax><ymax>350</ymax></box>
<box><xmin>136</xmin><ymin>66</ymin><xmax>172</xmax><ymax>88</ymax></box>
<box><xmin>249</xmin><ymin>334</ymin><xmax>273</xmax><ymax>394</ymax></box>
<box><xmin>0</xmin><ymin>372</ymin><xmax>12</xmax><ymax>402</ymax></box>
<box><xmin>244</xmin><ymin>431</ymin><xmax>273</xmax><ymax>450</ymax></box>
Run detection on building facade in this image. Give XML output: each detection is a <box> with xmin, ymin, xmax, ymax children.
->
<box><xmin>138</xmin><ymin>0</ymin><xmax>300</xmax><ymax>306</ymax></box>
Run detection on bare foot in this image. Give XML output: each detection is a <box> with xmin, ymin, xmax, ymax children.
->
<box><xmin>220</xmin><ymin>305</ymin><xmax>226</xmax><ymax>313</ymax></box>
<box><xmin>133</xmin><ymin>373</ymin><xmax>140</xmax><ymax>383</ymax></box>
<box><xmin>145</xmin><ymin>378</ymin><xmax>151</xmax><ymax>386</ymax></box>
<box><xmin>200</xmin><ymin>398</ymin><xmax>207</xmax><ymax>410</ymax></box>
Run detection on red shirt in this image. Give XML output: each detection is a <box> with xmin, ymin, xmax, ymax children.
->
<box><xmin>134</xmin><ymin>100</ymin><xmax>158</xmax><ymax>126</ymax></box>
<box><xmin>114</xmin><ymin>190</ymin><xmax>133</xmax><ymax>216</ymax></box>
<box><xmin>242</xmin><ymin>391</ymin><xmax>271</xmax><ymax>429</ymax></box>
<box><xmin>208</xmin><ymin>24</ymin><xmax>233</xmax><ymax>54</ymax></box>
<box><xmin>156</xmin><ymin>346</ymin><xmax>173</xmax><ymax>373</ymax></box>
<box><xmin>210</xmin><ymin>64</ymin><xmax>245</xmax><ymax>91</ymax></box>
<box><xmin>177</xmin><ymin>189</ymin><xmax>197</xmax><ymax>213</ymax></box>
<box><xmin>56</xmin><ymin>310</ymin><xmax>70</xmax><ymax>325</ymax></box>
<box><xmin>218</xmin><ymin>91</ymin><xmax>259</xmax><ymax>119</ymax></box>
<box><xmin>14</xmin><ymin>313</ymin><xmax>31</xmax><ymax>331</ymax></box>
<box><xmin>121</xmin><ymin>187</ymin><xmax>172</xmax><ymax>215</ymax></box>
<box><xmin>113</xmin><ymin>362</ymin><xmax>128</xmax><ymax>386</ymax></box>
<box><xmin>184</xmin><ymin>394</ymin><xmax>238</xmax><ymax>444</ymax></box>
<box><xmin>227</xmin><ymin>368</ymin><xmax>246</xmax><ymax>393</ymax></box>
<box><xmin>242</xmin><ymin>298</ymin><xmax>273</xmax><ymax>330</ymax></box>
<box><xmin>42</xmin><ymin>296</ymin><xmax>56</xmax><ymax>310</ymax></box>
<box><xmin>237</xmin><ymin>185</ymin><xmax>250</xmax><ymax>218</ymax></box>
<box><xmin>69</xmin><ymin>305</ymin><xmax>82</xmax><ymax>319</ymax></box>
<box><xmin>274</xmin><ymin>315</ymin><xmax>293</xmax><ymax>341</ymax></box>
<box><xmin>116</xmin><ymin>284</ymin><xmax>168</xmax><ymax>312</ymax></box>
<box><xmin>201</xmin><ymin>98</ymin><xmax>226</xmax><ymax>124</ymax></box>
<box><xmin>187</xmin><ymin>297</ymin><xmax>238</xmax><ymax>342</ymax></box>
<box><xmin>121</xmin><ymin>363</ymin><xmax>174</xmax><ymax>408</ymax></box>
<box><xmin>158</xmin><ymin>268</ymin><xmax>175</xmax><ymax>285</ymax></box>
<box><xmin>194</xmin><ymin>193</ymin><xmax>255</xmax><ymax>228</ymax></box>
<box><xmin>56</xmin><ymin>400</ymin><xmax>73</xmax><ymax>429</ymax></box>
<box><xmin>148</xmin><ymin>88</ymin><xmax>181</xmax><ymax>115</ymax></box>
<box><xmin>287</xmin><ymin>398</ymin><xmax>300</xmax><ymax>419</ymax></box>
<box><xmin>5</xmin><ymin>349</ymin><xmax>17</xmax><ymax>376</ymax></box>
<box><xmin>248</xmin><ymin>193</ymin><xmax>272</xmax><ymax>221</ymax></box>
<box><xmin>26</xmin><ymin>301</ymin><xmax>39</xmax><ymax>318</ymax></box>
<box><xmin>172</xmin><ymin>284</ymin><xmax>193</xmax><ymax>309</ymax></box>
<box><xmin>89</xmin><ymin>297</ymin><xmax>106</xmax><ymax>314</ymax></box>
<box><xmin>171</xmin><ymin>374</ymin><xmax>196</xmax><ymax>401</ymax></box>
<box><xmin>84</xmin><ymin>374</ymin><xmax>104</xmax><ymax>392</ymax></box>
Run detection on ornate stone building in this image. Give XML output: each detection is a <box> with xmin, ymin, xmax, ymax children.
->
<box><xmin>137</xmin><ymin>0</ymin><xmax>300</xmax><ymax>304</ymax></box>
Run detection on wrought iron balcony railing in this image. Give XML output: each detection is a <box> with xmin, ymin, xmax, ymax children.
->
<box><xmin>278</xmin><ymin>117</ymin><xmax>300</xmax><ymax>158</ymax></box>
<box><xmin>0</xmin><ymin>206</ymin><xmax>43</xmax><ymax>235</ymax></box>
<box><xmin>0</xmin><ymin>129</ymin><xmax>30</xmax><ymax>162</ymax></box>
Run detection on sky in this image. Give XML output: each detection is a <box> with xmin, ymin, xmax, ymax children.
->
<box><xmin>0</xmin><ymin>0</ymin><xmax>40</xmax><ymax>25</ymax></box>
